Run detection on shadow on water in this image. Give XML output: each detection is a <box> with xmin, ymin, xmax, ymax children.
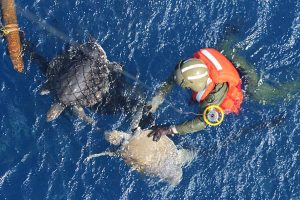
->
<box><xmin>198</xmin><ymin>111</ymin><xmax>287</xmax><ymax>157</ymax></box>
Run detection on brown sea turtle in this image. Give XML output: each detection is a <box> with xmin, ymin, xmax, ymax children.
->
<box><xmin>85</xmin><ymin>128</ymin><xmax>196</xmax><ymax>185</ymax></box>
<box><xmin>41</xmin><ymin>40</ymin><xmax>123</xmax><ymax>123</ymax></box>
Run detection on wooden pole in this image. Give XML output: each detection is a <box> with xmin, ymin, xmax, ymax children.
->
<box><xmin>1</xmin><ymin>0</ymin><xmax>24</xmax><ymax>72</ymax></box>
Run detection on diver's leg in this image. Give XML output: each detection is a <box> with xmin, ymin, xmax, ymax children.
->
<box><xmin>231</xmin><ymin>54</ymin><xmax>261</xmax><ymax>101</ymax></box>
<box><xmin>229</xmin><ymin>52</ymin><xmax>299</xmax><ymax>103</ymax></box>
<box><xmin>255</xmin><ymin>79</ymin><xmax>300</xmax><ymax>103</ymax></box>
<box><xmin>218</xmin><ymin>33</ymin><xmax>261</xmax><ymax>101</ymax></box>
<box><xmin>218</xmin><ymin>33</ymin><xmax>260</xmax><ymax>92</ymax></box>
<box><xmin>219</xmin><ymin>31</ymin><xmax>300</xmax><ymax>104</ymax></box>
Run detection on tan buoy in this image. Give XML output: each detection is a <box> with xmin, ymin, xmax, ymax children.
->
<box><xmin>1</xmin><ymin>0</ymin><xmax>24</xmax><ymax>72</ymax></box>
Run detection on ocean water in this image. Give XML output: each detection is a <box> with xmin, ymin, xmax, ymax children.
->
<box><xmin>1</xmin><ymin>0</ymin><xmax>300</xmax><ymax>199</ymax></box>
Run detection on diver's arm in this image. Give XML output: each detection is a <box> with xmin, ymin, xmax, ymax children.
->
<box><xmin>148</xmin><ymin>83</ymin><xmax>229</xmax><ymax>140</ymax></box>
<box><xmin>148</xmin><ymin>72</ymin><xmax>175</xmax><ymax>113</ymax></box>
<box><xmin>139</xmin><ymin>73</ymin><xmax>175</xmax><ymax>129</ymax></box>
<box><xmin>147</xmin><ymin>115</ymin><xmax>207</xmax><ymax>140</ymax></box>
<box><xmin>172</xmin><ymin>116</ymin><xmax>207</xmax><ymax>134</ymax></box>
<box><xmin>173</xmin><ymin>83</ymin><xmax>228</xmax><ymax>134</ymax></box>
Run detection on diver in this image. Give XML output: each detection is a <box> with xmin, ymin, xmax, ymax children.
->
<box><xmin>141</xmin><ymin>48</ymin><xmax>243</xmax><ymax>141</ymax></box>
<box><xmin>142</xmin><ymin>43</ymin><xmax>300</xmax><ymax>142</ymax></box>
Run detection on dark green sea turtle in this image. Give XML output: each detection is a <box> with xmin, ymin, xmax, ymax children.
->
<box><xmin>41</xmin><ymin>40</ymin><xmax>123</xmax><ymax>123</ymax></box>
<box><xmin>85</xmin><ymin>128</ymin><xmax>196</xmax><ymax>185</ymax></box>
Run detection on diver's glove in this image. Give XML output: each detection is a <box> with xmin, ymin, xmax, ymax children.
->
<box><xmin>147</xmin><ymin>126</ymin><xmax>174</xmax><ymax>142</ymax></box>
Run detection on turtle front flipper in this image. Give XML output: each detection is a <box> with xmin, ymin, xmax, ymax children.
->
<box><xmin>105</xmin><ymin>130</ymin><xmax>131</xmax><ymax>145</ymax></box>
<box><xmin>47</xmin><ymin>102</ymin><xmax>66</xmax><ymax>121</ymax></box>
<box><xmin>40</xmin><ymin>81</ymin><xmax>51</xmax><ymax>95</ymax></box>
<box><xmin>94</xmin><ymin>42</ymin><xmax>107</xmax><ymax>61</ymax></box>
<box><xmin>71</xmin><ymin>105</ymin><xmax>95</xmax><ymax>125</ymax></box>
<box><xmin>166</xmin><ymin>169</ymin><xmax>183</xmax><ymax>186</ymax></box>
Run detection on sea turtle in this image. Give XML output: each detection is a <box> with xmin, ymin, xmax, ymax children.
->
<box><xmin>41</xmin><ymin>40</ymin><xmax>123</xmax><ymax>123</ymax></box>
<box><xmin>85</xmin><ymin>128</ymin><xmax>196</xmax><ymax>185</ymax></box>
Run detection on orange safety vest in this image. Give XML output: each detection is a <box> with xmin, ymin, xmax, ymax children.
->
<box><xmin>191</xmin><ymin>48</ymin><xmax>243</xmax><ymax>114</ymax></box>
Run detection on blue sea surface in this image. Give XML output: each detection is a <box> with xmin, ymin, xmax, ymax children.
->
<box><xmin>1</xmin><ymin>0</ymin><xmax>300</xmax><ymax>199</ymax></box>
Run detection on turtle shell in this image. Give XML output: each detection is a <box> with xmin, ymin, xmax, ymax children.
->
<box><xmin>120</xmin><ymin>130</ymin><xmax>184</xmax><ymax>184</ymax></box>
<box><xmin>47</xmin><ymin>42</ymin><xmax>122</xmax><ymax>107</ymax></box>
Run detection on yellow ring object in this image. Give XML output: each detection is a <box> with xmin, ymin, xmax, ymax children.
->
<box><xmin>203</xmin><ymin>105</ymin><xmax>224</xmax><ymax>126</ymax></box>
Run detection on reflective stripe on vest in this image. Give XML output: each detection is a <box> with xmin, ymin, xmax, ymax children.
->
<box><xmin>195</xmin><ymin>78</ymin><xmax>212</xmax><ymax>102</ymax></box>
<box><xmin>201</xmin><ymin>49</ymin><xmax>223</xmax><ymax>71</ymax></box>
<box><xmin>195</xmin><ymin>89</ymin><xmax>206</xmax><ymax>102</ymax></box>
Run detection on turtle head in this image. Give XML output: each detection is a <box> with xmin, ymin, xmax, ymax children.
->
<box><xmin>108</xmin><ymin>62</ymin><xmax>123</xmax><ymax>73</ymax></box>
<box><xmin>105</xmin><ymin>130</ymin><xmax>128</xmax><ymax>145</ymax></box>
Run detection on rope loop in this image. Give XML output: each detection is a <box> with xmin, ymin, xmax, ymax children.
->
<box><xmin>0</xmin><ymin>24</ymin><xmax>20</xmax><ymax>36</ymax></box>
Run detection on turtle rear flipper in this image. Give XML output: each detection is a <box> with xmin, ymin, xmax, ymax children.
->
<box><xmin>47</xmin><ymin>103</ymin><xmax>66</xmax><ymax>121</ymax></box>
<box><xmin>72</xmin><ymin>105</ymin><xmax>95</xmax><ymax>125</ymax></box>
<box><xmin>178</xmin><ymin>149</ymin><xmax>197</xmax><ymax>166</ymax></box>
<box><xmin>162</xmin><ymin>149</ymin><xmax>195</xmax><ymax>186</ymax></box>
<box><xmin>166</xmin><ymin>169</ymin><xmax>183</xmax><ymax>186</ymax></box>
<box><xmin>84</xmin><ymin>150</ymin><xmax>119</xmax><ymax>164</ymax></box>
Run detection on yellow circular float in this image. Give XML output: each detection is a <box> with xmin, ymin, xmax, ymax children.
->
<box><xmin>203</xmin><ymin>105</ymin><xmax>224</xmax><ymax>126</ymax></box>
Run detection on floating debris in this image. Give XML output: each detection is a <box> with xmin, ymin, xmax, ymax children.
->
<box><xmin>1</xmin><ymin>0</ymin><xmax>24</xmax><ymax>72</ymax></box>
